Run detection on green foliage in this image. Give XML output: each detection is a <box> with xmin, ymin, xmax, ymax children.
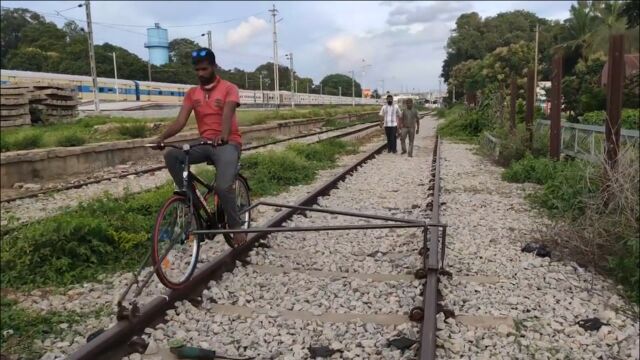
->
<box><xmin>581</xmin><ymin>108</ymin><xmax>640</xmax><ymax>129</ymax></box>
<box><xmin>319</xmin><ymin>74</ymin><xmax>363</xmax><ymax>97</ymax></box>
<box><xmin>54</xmin><ymin>132</ymin><xmax>87</xmax><ymax>147</ymax></box>
<box><xmin>528</xmin><ymin>160</ymin><xmax>597</xmax><ymax>218</ymax></box>
<box><xmin>0</xmin><ymin>297</ymin><xmax>111</xmax><ymax>358</ymax></box>
<box><xmin>0</xmin><ymin>132</ymin><xmax>44</xmax><ymax>151</ymax></box>
<box><xmin>502</xmin><ymin>154</ymin><xmax>560</xmax><ymax>184</ymax></box>
<box><xmin>437</xmin><ymin>104</ymin><xmax>492</xmax><ymax>140</ymax></box>
<box><xmin>242</xmin><ymin>139</ymin><xmax>358</xmax><ymax>197</ymax></box>
<box><xmin>117</xmin><ymin>124</ymin><xmax>149</xmax><ymax>139</ymax></box>
<box><xmin>0</xmin><ymin>186</ymin><xmax>171</xmax><ymax>289</ymax></box>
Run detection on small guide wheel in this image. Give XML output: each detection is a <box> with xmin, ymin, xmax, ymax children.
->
<box><xmin>409</xmin><ymin>306</ymin><xmax>424</xmax><ymax>322</ymax></box>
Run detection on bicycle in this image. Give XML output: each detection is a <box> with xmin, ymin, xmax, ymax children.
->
<box><xmin>146</xmin><ymin>141</ymin><xmax>251</xmax><ymax>289</ymax></box>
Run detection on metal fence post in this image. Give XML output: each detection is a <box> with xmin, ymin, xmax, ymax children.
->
<box><xmin>550</xmin><ymin>53</ymin><xmax>563</xmax><ymax>160</ymax></box>
<box><xmin>605</xmin><ymin>34</ymin><xmax>625</xmax><ymax>170</ymax></box>
<box><xmin>509</xmin><ymin>74</ymin><xmax>517</xmax><ymax>131</ymax></box>
<box><xmin>525</xmin><ymin>68</ymin><xmax>535</xmax><ymax>150</ymax></box>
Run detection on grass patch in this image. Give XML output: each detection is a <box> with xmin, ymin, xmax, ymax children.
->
<box><xmin>502</xmin><ymin>149</ymin><xmax>639</xmax><ymax>304</ymax></box>
<box><xmin>0</xmin><ymin>138</ymin><xmax>360</xmax><ymax>289</ymax></box>
<box><xmin>0</xmin><ymin>297</ymin><xmax>111</xmax><ymax>358</ymax></box>
<box><xmin>436</xmin><ymin>104</ymin><xmax>490</xmax><ymax>142</ymax></box>
<box><xmin>53</xmin><ymin>132</ymin><xmax>87</xmax><ymax>147</ymax></box>
<box><xmin>117</xmin><ymin>123</ymin><xmax>148</xmax><ymax>139</ymax></box>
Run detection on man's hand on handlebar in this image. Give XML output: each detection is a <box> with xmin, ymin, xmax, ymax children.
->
<box><xmin>212</xmin><ymin>134</ymin><xmax>229</xmax><ymax>146</ymax></box>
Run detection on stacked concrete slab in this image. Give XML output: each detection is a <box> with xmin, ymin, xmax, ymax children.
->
<box><xmin>0</xmin><ymin>85</ymin><xmax>31</xmax><ymax>127</ymax></box>
<box><xmin>28</xmin><ymin>83</ymin><xmax>79</xmax><ymax>124</ymax></box>
<box><xmin>0</xmin><ymin>83</ymin><xmax>79</xmax><ymax>127</ymax></box>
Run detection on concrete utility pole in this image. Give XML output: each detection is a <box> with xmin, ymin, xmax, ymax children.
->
<box><xmin>207</xmin><ymin>30</ymin><xmax>212</xmax><ymax>49</ymax></box>
<box><xmin>245</xmin><ymin>72</ymin><xmax>248</xmax><ymax>89</ymax></box>
<box><xmin>269</xmin><ymin>4</ymin><xmax>280</xmax><ymax>106</ymax></box>
<box><xmin>320</xmin><ymin>83</ymin><xmax>323</xmax><ymax>95</ymax></box>
<box><xmin>306</xmin><ymin>82</ymin><xmax>309</xmax><ymax>93</ymax></box>
<box><xmin>84</xmin><ymin>0</ymin><xmax>100</xmax><ymax>111</ymax></box>
<box><xmin>285</xmin><ymin>52</ymin><xmax>294</xmax><ymax>108</ymax></box>
<box><xmin>113</xmin><ymin>52</ymin><xmax>119</xmax><ymax>100</ymax></box>
<box><xmin>339</xmin><ymin>86</ymin><xmax>342</xmax><ymax>97</ymax></box>
<box><xmin>350</xmin><ymin>70</ymin><xmax>355</xmax><ymax>107</ymax></box>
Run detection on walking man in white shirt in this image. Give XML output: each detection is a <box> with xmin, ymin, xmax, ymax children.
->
<box><xmin>378</xmin><ymin>94</ymin><xmax>401</xmax><ymax>153</ymax></box>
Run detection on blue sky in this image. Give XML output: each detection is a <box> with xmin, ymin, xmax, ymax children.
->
<box><xmin>3</xmin><ymin>1</ymin><xmax>574</xmax><ymax>93</ymax></box>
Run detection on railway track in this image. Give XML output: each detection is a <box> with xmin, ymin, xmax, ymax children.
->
<box><xmin>0</xmin><ymin>121</ymin><xmax>379</xmax><ymax>204</ymax></box>
<box><xmin>65</xmin><ymin>124</ymin><xmax>444</xmax><ymax>359</ymax></box>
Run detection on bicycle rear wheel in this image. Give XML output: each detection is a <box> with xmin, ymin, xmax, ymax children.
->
<box><xmin>223</xmin><ymin>176</ymin><xmax>252</xmax><ymax>248</ymax></box>
<box><xmin>151</xmin><ymin>195</ymin><xmax>202</xmax><ymax>289</ymax></box>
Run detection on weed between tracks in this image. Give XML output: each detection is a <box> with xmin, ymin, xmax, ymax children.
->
<box><xmin>0</xmin><ymin>297</ymin><xmax>111</xmax><ymax>358</ymax></box>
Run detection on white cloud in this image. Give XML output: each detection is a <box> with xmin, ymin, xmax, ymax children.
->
<box><xmin>387</xmin><ymin>2</ymin><xmax>472</xmax><ymax>26</ymax></box>
<box><xmin>226</xmin><ymin>16</ymin><xmax>268</xmax><ymax>46</ymax></box>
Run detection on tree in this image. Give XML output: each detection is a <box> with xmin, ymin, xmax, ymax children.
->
<box><xmin>6</xmin><ymin>47</ymin><xmax>50</xmax><ymax>71</ymax></box>
<box><xmin>442</xmin><ymin>10</ymin><xmax>545</xmax><ymax>82</ymax></box>
<box><xmin>621</xmin><ymin>0</ymin><xmax>640</xmax><ymax>29</ymax></box>
<box><xmin>168</xmin><ymin>38</ymin><xmax>201</xmax><ymax>65</ymax></box>
<box><xmin>320</xmin><ymin>74</ymin><xmax>362</xmax><ymax>97</ymax></box>
<box><xmin>1</xmin><ymin>8</ymin><xmax>46</xmax><ymax>67</ymax></box>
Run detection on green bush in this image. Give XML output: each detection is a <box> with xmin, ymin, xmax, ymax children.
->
<box><xmin>437</xmin><ymin>105</ymin><xmax>492</xmax><ymax>140</ymax></box>
<box><xmin>502</xmin><ymin>154</ymin><xmax>560</xmax><ymax>184</ymax></box>
<box><xmin>581</xmin><ymin>109</ymin><xmax>639</xmax><ymax>130</ymax></box>
<box><xmin>4</xmin><ymin>132</ymin><xmax>44</xmax><ymax>151</ymax></box>
<box><xmin>0</xmin><ymin>186</ymin><xmax>171</xmax><ymax>289</ymax></box>
<box><xmin>528</xmin><ymin>160</ymin><xmax>597</xmax><ymax>218</ymax></box>
<box><xmin>54</xmin><ymin>132</ymin><xmax>87</xmax><ymax>147</ymax></box>
<box><xmin>117</xmin><ymin>123</ymin><xmax>149</xmax><ymax>139</ymax></box>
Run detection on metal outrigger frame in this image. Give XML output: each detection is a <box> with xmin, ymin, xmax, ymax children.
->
<box><xmin>115</xmin><ymin>200</ymin><xmax>447</xmax><ymax>322</ymax></box>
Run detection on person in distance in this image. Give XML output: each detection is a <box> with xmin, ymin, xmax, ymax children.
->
<box><xmin>399</xmin><ymin>98</ymin><xmax>420</xmax><ymax>157</ymax></box>
<box><xmin>378</xmin><ymin>94</ymin><xmax>402</xmax><ymax>153</ymax></box>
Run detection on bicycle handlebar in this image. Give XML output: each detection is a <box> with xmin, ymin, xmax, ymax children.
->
<box><xmin>145</xmin><ymin>140</ymin><xmax>227</xmax><ymax>151</ymax></box>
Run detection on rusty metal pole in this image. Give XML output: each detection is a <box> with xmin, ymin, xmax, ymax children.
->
<box><xmin>525</xmin><ymin>68</ymin><xmax>535</xmax><ymax>150</ymax></box>
<box><xmin>550</xmin><ymin>53</ymin><xmax>562</xmax><ymax>160</ymax></box>
<box><xmin>605</xmin><ymin>34</ymin><xmax>625</xmax><ymax>170</ymax></box>
<box><xmin>509</xmin><ymin>75</ymin><xmax>517</xmax><ymax>131</ymax></box>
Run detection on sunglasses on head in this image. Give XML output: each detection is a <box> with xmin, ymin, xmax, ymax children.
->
<box><xmin>192</xmin><ymin>50</ymin><xmax>208</xmax><ymax>58</ymax></box>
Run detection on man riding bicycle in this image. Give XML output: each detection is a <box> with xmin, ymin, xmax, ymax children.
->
<box><xmin>155</xmin><ymin>47</ymin><xmax>247</xmax><ymax>247</ymax></box>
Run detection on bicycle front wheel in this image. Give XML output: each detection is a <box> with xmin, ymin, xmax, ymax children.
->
<box><xmin>151</xmin><ymin>195</ymin><xmax>202</xmax><ymax>289</ymax></box>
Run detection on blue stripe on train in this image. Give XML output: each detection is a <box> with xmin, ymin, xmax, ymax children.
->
<box><xmin>75</xmin><ymin>85</ymin><xmax>184</xmax><ymax>97</ymax></box>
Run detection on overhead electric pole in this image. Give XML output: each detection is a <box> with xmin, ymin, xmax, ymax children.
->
<box><xmin>285</xmin><ymin>52</ymin><xmax>294</xmax><ymax>108</ymax></box>
<box><xmin>207</xmin><ymin>30</ymin><xmax>212</xmax><ymax>49</ymax></box>
<box><xmin>339</xmin><ymin>86</ymin><xmax>342</xmax><ymax>97</ymax></box>
<box><xmin>350</xmin><ymin>70</ymin><xmax>355</xmax><ymax>107</ymax></box>
<box><xmin>113</xmin><ymin>52</ymin><xmax>119</xmax><ymax>100</ymax></box>
<box><xmin>269</xmin><ymin>4</ymin><xmax>280</xmax><ymax>107</ymax></box>
<box><xmin>84</xmin><ymin>0</ymin><xmax>100</xmax><ymax>112</ymax></box>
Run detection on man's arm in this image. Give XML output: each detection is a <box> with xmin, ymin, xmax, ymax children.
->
<box><xmin>216</xmin><ymin>100</ymin><xmax>238</xmax><ymax>144</ymax></box>
<box><xmin>378</xmin><ymin>106</ymin><xmax>385</xmax><ymax>127</ymax></box>
<box><xmin>156</xmin><ymin>103</ymin><xmax>192</xmax><ymax>143</ymax></box>
<box><xmin>416</xmin><ymin>110</ymin><xmax>420</xmax><ymax>134</ymax></box>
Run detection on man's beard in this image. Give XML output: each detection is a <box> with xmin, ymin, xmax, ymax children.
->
<box><xmin>199</xmin><ymin>74</ymin><xmax>215</xmax><ymax>86</ymax></box>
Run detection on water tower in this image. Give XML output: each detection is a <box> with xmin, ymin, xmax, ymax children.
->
<box><xmin>145</xmin><ymin>23</ymin><xmax>169</xmax><ymax>66</ymax></box>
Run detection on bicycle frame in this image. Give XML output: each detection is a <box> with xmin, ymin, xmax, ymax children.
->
<box><xmin>181</xmin><ymin>145</ymin><xmax>218</xmax><ymax>229</ymax></box>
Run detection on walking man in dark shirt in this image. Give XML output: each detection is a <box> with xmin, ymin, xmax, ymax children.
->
<box><xmin>399</xmin><ymin>98</ymin><xmax>420</xmax><ymax>157</ymax></box>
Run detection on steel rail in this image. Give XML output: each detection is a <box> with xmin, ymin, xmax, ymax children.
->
<box><xmin>419</xmin><ymin>135</ymin><xmax>442</xmax><ymax>360</ymax></box>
